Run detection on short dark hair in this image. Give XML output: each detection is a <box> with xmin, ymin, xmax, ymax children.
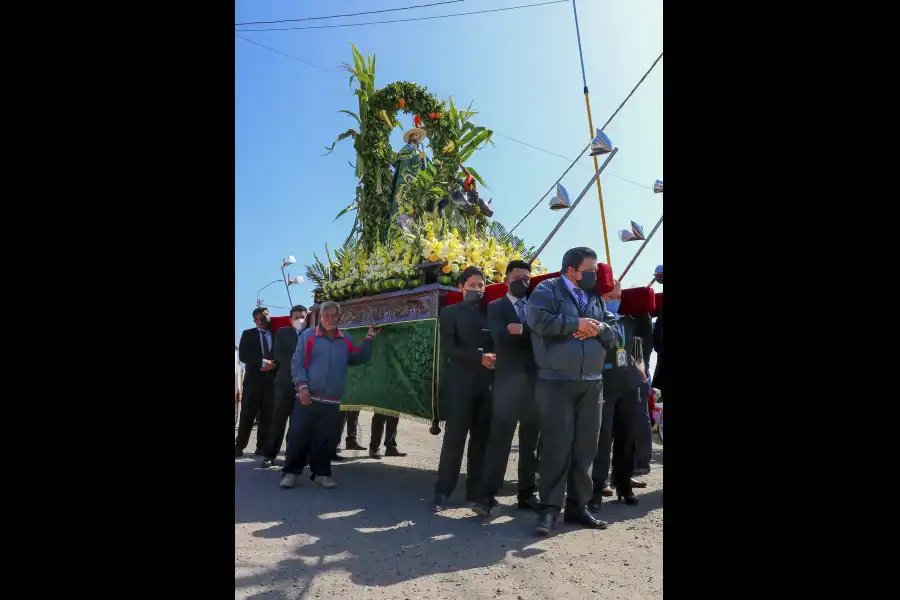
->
<box><xmin>505</xmin><ymin>260</ymin><xmax>532</xmax><ymax>274</ymax></box>
<box><xmin>459</xmin><ymin>266</ymin><xmax>485</xmax><ymax>286</ymax></box>
<box><xmin>561</xmin><ymin>247</ymin><xmax>598</xmax><ymax>273</ymax></box>
<box><xmin>290</xmin><ymin>304</ymin><xmax>308</xmax><ymax>318</ymax></box>
<box><xmin>252</xmin><ymin>307</ymin><xmax>268</xmax><ymax>319</ymax></box>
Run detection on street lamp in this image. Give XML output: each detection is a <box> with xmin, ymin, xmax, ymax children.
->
<box><xmin>622</xmin><ymin>177</ymin><xmax>664</xmax><ymax>281</ymax></box>
<box><xmin>280</xmin><ymin>255</ymin><xmax>297</xmax><ymax>306</ymax></box>
<box><xmin>256</xmin><ymin>279</ymin><xmax>282</xmax><ymax>307</ymax></box>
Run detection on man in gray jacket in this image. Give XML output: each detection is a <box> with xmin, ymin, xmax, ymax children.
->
<box><xmin>526</xmin><ymin>247</ymin><xmax>619</xmax><ymax>536</ymax></box>
<box><xmin>280</xmin><ymin>302</ymin><xmax>380</xmax><ymax>489</ymax></box>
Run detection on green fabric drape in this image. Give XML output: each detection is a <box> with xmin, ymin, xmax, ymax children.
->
<box><xmin>341</xmin><ymin>319</ymin><xmax>442</xmax><ymax>423</ymax></box>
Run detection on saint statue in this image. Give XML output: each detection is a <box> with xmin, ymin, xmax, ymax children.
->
<box><xmin>389</xmin><ymin>125</ymin><xmax>427</xmax><ymax>217</ymax></box>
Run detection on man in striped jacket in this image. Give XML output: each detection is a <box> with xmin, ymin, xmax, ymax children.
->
<box><xmin>280</xmin><ymin>301</ymin><xmax>380</xmax><ymax>489</ymax></box>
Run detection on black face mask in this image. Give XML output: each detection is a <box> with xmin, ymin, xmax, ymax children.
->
<box><xmin>577</xmin><ymin>271</ymin><xmax>597</xmax><ymax>291</ymax></box>
<box><xmin>464</xmin><ymin>290</ymin><xmax>484</xmax><ymax>304</ymax></box>
<box><xmin>508</xmin><ymin>279</ymin><xmax>528</xmax><ymax>299</ymax></box>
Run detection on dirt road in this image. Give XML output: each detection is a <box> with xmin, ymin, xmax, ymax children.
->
<box><xmin>235</xmin><ymin>417</ymin><xmax>663</xmax><ymax>599</ymax></box>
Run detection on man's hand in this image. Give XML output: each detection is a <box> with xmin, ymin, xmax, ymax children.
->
<box><xmin>577</xmin><ymin>318</ymin><xmax>603</xmax><ymax>336</ymax></box>
<box><xmin>260</xmin><ymin>359</ymin><xmax>275</xmax><ymax>372</ymax></box>
<box><xmin>507</xmin><ymin>323</ymin><xmax>524</xmax><ymax>335</ymax></box>
<box><xmin>481</xmin><ymin>353</ymin><xmax>496</xmax><ymax>370</ymax></box>
<box><xmin>297</xmin><ymin>387</ymin><xmax>310</xmax><ymax>406</ymax></box>
<box><xmin>367</xmin><ymin>325</ymin><xmax>383</xmax><ymax>337</ymax></box>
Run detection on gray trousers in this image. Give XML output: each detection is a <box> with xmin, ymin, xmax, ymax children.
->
<box><xmin>479</xmin><ymin>371</ymin><xmax>540</xmax><ymax>501</ymax></box>
<box><xmin>535</xmin><ymin>378</ymin><xmax>602</xmax><ymax>515</ymax></box>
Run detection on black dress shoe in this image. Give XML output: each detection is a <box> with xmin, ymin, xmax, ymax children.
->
<box><xmin>517</xmin><ymin>495</ymin><xmax>541</xmax><ymax>512</ymax></box>
<box><xmin>260</xmin><ymin>458</ymin><xmax>277</xmax><ymax>469</ymax></box>
<box><xmin>535</xmin><ymin>513</ymin><xmax>556</xmax><ymax>536</ymax></box>
<box><xmin>368</xmin><ymin>450</ymin><xmax>383</xmax><ymax>460</ymax></box>
<box><xmin>331</xmin><ymin>453</ymin><xmax>344</xmax><ymax>462</ymax></box>
<box><xmin>234</xmin><ymin>447</ymin><xmax>244</xmax><ymax>458</ymax></box>
<box><xmin>472</xmin><ymin>501</ymin><xmax>492</xmax><ymax>517</ymax></box>
<box><xmin>587</xmin><ymin>497</ymin><xmax>603</xmax><ymax>513</ymax></box>
<box><xmin>629</xmin><ymin>478</ymin><xmax>648</xmax><ymax>488</ymax></box>
<box><xmin>385</xmin><ymin>447</ymin><xmax>407</xmax><ymax>457</ymax></box>
<box><xmin>618</xmin><ymin>491</ymin><xmax>638</xmax><ymax>505</ymax></box>
<box><xmin>428</xmin><ymin>494</ymin><xmax>447</xmax><ymax>512</ymax></box>
<box><xmin>563</xmin><ymin>507</ymin><xmax>609</xmax><ymax>529</ymax></box>
<box><xmin>345</xmin><ymin>440</ymin><xmax>366</xmax><ymax>451</ymax></box>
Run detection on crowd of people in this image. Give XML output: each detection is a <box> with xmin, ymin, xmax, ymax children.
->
<box><xmin>234</xmin><ymin>245</ymin><xmax>665</xmax><ymax>538</ymax></box>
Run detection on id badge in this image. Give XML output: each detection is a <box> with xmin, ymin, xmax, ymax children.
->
<box><xmin>616</xmin><ymin>349</ymin><xmax>628</xmax><ymax>367</ymax></box>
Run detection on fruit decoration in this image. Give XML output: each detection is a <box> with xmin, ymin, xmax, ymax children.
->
<box><xmin>413</xmin><ymin>114</ymin><xmax>423</xmax><ymax>128</ymax></box>
<box><xmin>398</xmin><ymin>97</ymin><xmax>405</xmax><ymax>109</ymax></box>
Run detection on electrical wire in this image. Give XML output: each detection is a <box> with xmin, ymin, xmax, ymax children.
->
<box><xmin>235</xmin><ymin>0</ymin><xmax>464</xmax><ymax>26</ymax></box>
<box><xmin>235</xmin><ymin>0</ymin><xmax>568</xmax><ymax>32</ymax></box>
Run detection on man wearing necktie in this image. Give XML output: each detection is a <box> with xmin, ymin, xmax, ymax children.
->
<box><xmin>526</xmin><ymin>247</ymin><xmax>619</xmax><ymax>535</ymax></box>
<box><xmin>259</xmin><ymin>305</ymin><xmax>309</xmax><ymax>468</ymax></box>
<box><xmin>473</xmin><ymin>260</ymin><xmax>541</xmax><ymax>517</ymax></box>
<box><xmin>235</xmin><ymin>307</ymin><xmax>278</xmax><ymax>458</ymax></box>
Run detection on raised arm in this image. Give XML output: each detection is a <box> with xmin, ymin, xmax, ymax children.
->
<box><xmin>526</xmin><ymin>281</ymin><xmax>578</xmax><ymax>337</ymax></box>
<box><xmin>346</xmin><ymin>332</ymin><xmax>375</xmax><ymax>365</ymax></box>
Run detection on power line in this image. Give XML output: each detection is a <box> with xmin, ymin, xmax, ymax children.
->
<box><xmin>235</xmin><ymin>0</ymin><xmax>568</xmax><ymax>32</ymax></box>
<box><xmin>235</xmin><ymin>0</ymin><xmax>464</xmax><ymax>26</ymax></box>
<box><xmin>507</xmin><ymin>52</ymin><xmax>662</xmax><ymax>233</ymax></box>
<box><xmin>235</xmin><ymin>35</ymin><xmax>659</xmax><ymax>193</ymax></box>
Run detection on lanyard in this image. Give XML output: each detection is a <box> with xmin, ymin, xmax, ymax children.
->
<box><xmin>614</xmin><ymin>321</ymin><xmax>625</xmax><ymax>350</ymax></box>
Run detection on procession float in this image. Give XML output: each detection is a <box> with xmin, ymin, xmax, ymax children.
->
<box><xmin>278</xmin><ymin>44</ymin><xmax>662</xmax><ymax>435</ymax></box>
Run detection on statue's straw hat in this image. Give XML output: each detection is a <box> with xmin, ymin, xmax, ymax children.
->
<box><xmin>403</xmin><ymin>127</ymin><xmax>426</xmax><ymax>145</ymax></box>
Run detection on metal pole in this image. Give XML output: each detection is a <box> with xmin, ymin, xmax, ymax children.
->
<box><xmin>572</xmin><ymin>0</ymin><xmax>612</xmax><ymax>266</ymax></box>
<box><xmin>530</xmin><ymin>148</ymin><xmax>618</xmax><ymax>262</ymax></box>
<box><xmin>618</xmin><ymin>215</ymin><xmax>663</xmax><ymax>280</ymax></box>
<box><xmin>647</xmin><ymin>278</ymin><xmax>656</xmax><ymax>287</ymax></box>
<box><xmin>256</xmin><ymin>279</ymin><xmax>282</xmax><ymax>306</ymax></box>
<box><xmin>280</xmin><ymin>266</ymin><xmax>294</xmax><ymax>307</ymax></box>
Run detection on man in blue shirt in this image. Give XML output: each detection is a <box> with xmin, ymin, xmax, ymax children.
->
<box><xmin>526</xmin><ymin>247</ymin><xmax>619</xmax><ymax>535</ymax></box>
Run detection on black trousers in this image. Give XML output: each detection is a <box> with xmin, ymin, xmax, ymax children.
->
<box><xmin>592</xmin><ymin>382</ymin><xmax>639</xmax><ymax>494</ymax></box>
<box><xmin>370</xmin><ymin>413</ymin><xmax>400</xmax><ymax>450</ymax></box>
<box><xmin>480</xmin><ymin>371</ymin><xmax>540</xmax><ymax>501</ymax></box>
<box><xmin>535</xmin><ymin>378</ymin><xmax>602</xmax><ymax>515</ymax></box>
<box><xmin>334</xmin><ymin>410</ymin><xmax>360</xmax><ymax>451</ymax></box>
<box><xmin>262</xmin><ymin>381</ymin><xmax>295</xmax><ymax>460</ymax></box>
<box><xmin>235</xmin><ymin>374</ymin><xmax>275</xmax><ymax>453</ymax></box>
<box><xmin>283</xmin><ymin>401</ymin><xmax>343</xmax><ymax>477</ymax></box>
<box><xmin>434</xmin><ymin>382</ymin><xmax>492</xmax><ymax>499</ymax></box>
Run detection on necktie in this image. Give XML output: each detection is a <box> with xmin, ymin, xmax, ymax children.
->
<box><xmin>574</xmin><ymin>288</ymin><xmax>587</xmax><ymax>313</ymax></box>
<box><xmin>516</xmin><ymin>299</ymin><xmax>526</xmax><ymax>322</ymax></box>
<box><xmin>259</xmin><ymin>330</ymin><xmax>271</xmax><ymax>358</ymax></box>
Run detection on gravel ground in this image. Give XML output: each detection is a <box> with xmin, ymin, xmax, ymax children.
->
<box><xmin>235</xmin><ymin>417</ymin><xmax>663</xmax><ymax>600</ymax></box>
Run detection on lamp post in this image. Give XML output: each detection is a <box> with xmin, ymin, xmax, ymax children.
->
<box><xmin>281</xmin><ymin>255</ymin><xmax>297</xmax><ymax>306</ymax></box>
<box><xmin>621</xmin><ymin>179</ymin><xmax>663</xmax><ymax>281</ymax></box>
<box><xmin>256</xmin><ymin>279</ymin><xmax>282</xmax><ymax>307</ymax></box>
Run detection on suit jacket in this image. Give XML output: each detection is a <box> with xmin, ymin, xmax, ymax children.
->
<box><xmin>272</xmin><ymin>325</ymin><xmax>305</xmax><ymax>391</ymax></box>
<box><xmin>440</xmin><ymin>301</ymin><xmax>494</xmax><ymax>392</ymax></box>
<box><xmin>487</xmin><ymin>295</ymin><xmax>536</xmax><ymax>376</ymax></box>
<box><xmin>238</xmin><ymin>327</ymin><xmax>277</xmax><ymax>384</ymax></box>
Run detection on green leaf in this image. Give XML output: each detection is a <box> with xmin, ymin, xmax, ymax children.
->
<box><xmin>323</xmin><ymin>128</ymin><xmax>359</xmax><ymax>154</ymax></box>
<box><xmin>464</xmin><ymin>166</ymin><xmax>487</xmax><ymax>188</ymax></box>
<box><xmin>339</xmin><ymin>109</ymin><xmax>361</xmax><ymax>125</ymax></box>
<box><xmin>334</xmin><ymin>201</ymin><xmax>357</xmax><ymax>222</ymax></box>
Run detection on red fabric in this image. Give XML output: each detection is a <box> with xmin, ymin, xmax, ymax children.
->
<box><xmin>269</xmin><ymin>316</ymin><xmax>291</xmax><ymax>333</ymax></box>
<box><xmin>619</xmin><ymin>286</ymin><xmax>656</xmax><ymax>316</ymax></box>
<box><xmin>444</xmin><ymin>264</ymin><xmax>615</xmax><ymax>308</ymax></box>
<box><xmin>652</xmin><ymin>292</ymin><xmax>663</xmax><ymax>317</ymax></box>
<box><xmin>303</xmin><ymin>336</ymin><xmax>315</xmax><ymax>369</ymax></box>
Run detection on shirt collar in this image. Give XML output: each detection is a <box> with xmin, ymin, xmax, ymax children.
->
<box><xmin>506</xmin><ymin>292</ymin><xmax>524</xmax><ymax>305</ymax></box>
<box><xmin>561</xmin><ymin>275</ymin><xmax>580</xmax><ymax>296</ymax></box>
<box><xmin>257</xmin><ymin>327</ymin><xmax>269</xmax><ymax>335</ymax></box>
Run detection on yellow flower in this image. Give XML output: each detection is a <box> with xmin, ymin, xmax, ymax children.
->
<box><xmin>442</xmin><ymin>264</ymin><xmax>451</xmax><ymax>273</ymax></box>
<box><xmin>429</xmin><ymin>253</ymin><xmax>439</xmax><ymax>262</ymax></box>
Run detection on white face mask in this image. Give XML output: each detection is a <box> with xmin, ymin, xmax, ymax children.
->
<box><xmin>292</xmin><ymin>318</ymin><xmax>305</xmax><ymax>331</ymax></box>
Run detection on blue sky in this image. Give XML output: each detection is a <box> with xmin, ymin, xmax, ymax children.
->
<box><xmin>235</xmin><ymin>0</ymin><xmax>663</xmax><ymax>341</ymax></box>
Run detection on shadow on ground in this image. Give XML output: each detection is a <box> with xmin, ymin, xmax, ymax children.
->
<box><xmin>235</xmin><ymin>457</ymin><xmax>661</xmax><ymax>598</ymax></box>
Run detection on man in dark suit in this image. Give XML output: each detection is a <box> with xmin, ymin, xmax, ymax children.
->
<box><xmin>259</xmin><ymin>304</ymin><xmax>308</xmax><ymax>468</ymax></box>
<box><xmin>473</xmin><ymin>260</ymin><xmax>541</xmax><ymax>517</ymax></box>
<box><xmin>526</xmin><ymin>247</ymin><xmax>619</xmax><ymax>535</ymax></box>
<box><xmin>235</xmin><ymin>307</ymin><xmax>278</xmax><ymax>458</ymax></box>
<box><xmin>429</xmin><ymin>266</ymin><xmax>496</xmax><ymax>512</ymax></box>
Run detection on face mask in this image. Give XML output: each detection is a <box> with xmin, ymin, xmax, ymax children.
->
<box><xmin>508</xmin><ymin>279</ymin><xmax>528</xmax><ymax>299</ymax></box>
<box><xmin>464</xmin><ymin>290</ymin><xmax>484</xmax><ymax>304</ymax></box>
<box><xmin>292</xmin><ymin>318</ymin><xmax>305</xmax><ymax>331</ymax></box>
<box><xmin>577</xmin><ymin>271</ymin><xmax>597</xmax><ymax>291</ymax></box>
<box><xmin>605</xmin><ymin>300</ymin><xmax>620</xmax><ymax>314</ymax></box>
